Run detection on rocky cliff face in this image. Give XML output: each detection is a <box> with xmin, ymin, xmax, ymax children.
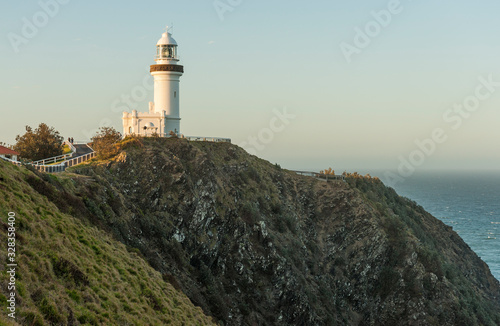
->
<box><xmin>46</xmin><ymin>137</ymin><xmax>500</xmax><ymax>325</ymax></box>
<box><xmin>0</xmin><ymin>154</ymin><xmax>216</xmax><ymax>326</ymax></box>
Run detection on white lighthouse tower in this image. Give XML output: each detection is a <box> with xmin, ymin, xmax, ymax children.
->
<box><xmin>151</xmin><ymin>28</ymin><xmax>184</xmax><ymax>133</ymax></box>
<box><xmin>122</xmin><ymin>27</ymin><xmax>184</xmax><ymax>137</ymax></box>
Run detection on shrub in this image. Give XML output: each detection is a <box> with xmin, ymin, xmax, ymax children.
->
<box><xmin>120</xmin><ymin>134</ymin><xmax>144</xmax><ymax>149</ymax></box>
<box><xmin>418</xmin><ymin>247</ymin><xmax>443</xmax><ymax>278</ymax></box>
<box><xmin>240</xmin><ymin>202</ymin><xmax>259</xmax><ymax>225</ymax></box>
<box><xmin>91</xmin><ymin>127</ymin><xmax>122</xmax><ymax>160</ymax></box>
<box><xmin>320</xmin><ymin>167</ymin><xmax>335</xmax><ymax>175</ymax></box>
<box><xmin>376</xmin><ymin>266</ymin><xmax>399</xmax><ymax>298</ymax></box>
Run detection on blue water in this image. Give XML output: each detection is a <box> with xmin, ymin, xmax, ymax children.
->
<box><xmin>380</xmin><ymin>171</ymin><xmax>500</xmax><ymax>281</ymax></box>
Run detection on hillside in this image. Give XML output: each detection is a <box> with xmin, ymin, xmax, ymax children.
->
<box><xmin>3</xmin><ymin>136</ymin><xmax>500</xmax><ymax>325</ymax></box>
<box><xmin>0</xmin><ymin>159</ymin><xmax>215</xmax><ymax>325</ymax></box>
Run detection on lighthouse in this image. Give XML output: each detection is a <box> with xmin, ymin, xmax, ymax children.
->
<box><xmin>151</xmin><ymin>29</ymin><xmax>184</xmax><ymax>133</ymax></box>
<box><xmin>122</xmin><ymin>27</ymin><xmax>184</xmax><ymax>137</ymax></box>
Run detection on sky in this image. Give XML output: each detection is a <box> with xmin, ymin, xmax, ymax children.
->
<box><xmin>1</xmin><ymin>0</ymin><xmax>500</xmax><ymax>175</ymax></box>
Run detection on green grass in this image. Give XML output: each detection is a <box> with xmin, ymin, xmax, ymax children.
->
<box><xmin>0</xmin><ymin>160</ymin><xmax>216</xmax><ymax>326</ymax></box>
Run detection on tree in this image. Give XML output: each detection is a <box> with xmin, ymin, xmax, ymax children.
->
<box><xmin>91</xmin><ymin>127</ymin><xmax>122</xmax><ymax>159</ymax></box>
<box><xmin>14</xmin><ymin>123</ymin><xmax>63</xmax><ymax>161</ymax></box>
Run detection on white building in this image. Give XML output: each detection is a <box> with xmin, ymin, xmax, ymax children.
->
<box><xmin>0</xmin><ymin>145</ymin><xmax>19</xmax><ymax>161</ymax></box>
<box><xmin>123</xmin><ymin>28</ymin><xmax>184</xmax><ymax>137</ymax></box>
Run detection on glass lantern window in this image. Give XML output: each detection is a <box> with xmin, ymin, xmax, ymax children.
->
<box><xmin>158</xmin><ymin>45</ymin><xmax>177</xmax><ymax>59</ymax></box>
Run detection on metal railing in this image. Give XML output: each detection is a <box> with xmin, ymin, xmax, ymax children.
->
<box><xmin>1</xmin><ymin>146</ymin><xmax>96</xmax><ymax>173</ymax></box>
<box><xmin>292</xmin><ymin>170</ymin><xmax>345</xmax><ymax>182</ymax></box>
<box><xmin>31</xmin><ymin>153</ymin><xmax>74</xmax><ymax>165</ymax></box>
<box><xmin>0</xmin><ymin>155</ymin><xmax>67</xmax><ymax>173</ymax></box>
<box><xmin>127</xmin><ymin>133</ymin><xmax>231</xmax><ymax>143</ymax></box>
<box><xmin>73</xmin><ymin>140</ymin><xmax>92</xmax><ymax>145</ymax></box>
<box><xmin>29</xmin><ymin>152</ymin><xmax>96</xmax><ymax>172</ymax></box>
<box><xmin>183</xmin><ymin>135</ymin><xmax>231</xmax><ymax>143</ymax></box>
<box><xmin>33</xmin><ymin>163</ymin><xmax>67</xmax><ymax>173</ymax></box>
<box><xmin>65</xmin><ymin>152</ymin><xmax>96</xmax><ymax>167</ymax></box>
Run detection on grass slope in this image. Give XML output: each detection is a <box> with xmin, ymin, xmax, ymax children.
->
<box><xmin>0</xmin><ymin>160</ymin><xmax>215</xmax><ymax>325</ymax></box>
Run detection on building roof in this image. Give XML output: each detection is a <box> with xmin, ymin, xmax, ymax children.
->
<box><xmin>0</xmin><ymin>145</ymin><xmax>19</xmax><ymax>156</ymax></box>
<box><xmin>157</xmin><ymin>32</ymin><xmax>178</xmax><ymax>46</ymax></box>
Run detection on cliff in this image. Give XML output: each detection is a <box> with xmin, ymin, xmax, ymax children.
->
<box><xmin>4</xmin><ymin>137</ymin><xmax>500</xmax><ymax>325</ymax></box>
<box><xmin>0</xmin><ymin>159</ymin><xmax>215</xmax><ymax>325</ymax></box>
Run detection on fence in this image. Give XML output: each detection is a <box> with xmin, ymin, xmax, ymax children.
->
<box><xmin>72</xmin><ymin>140</ymin><xmax>92</xmax><ymax>144</ymax></box>
<box><xmin>31</xmin><ymin>153</ymin><xmax>74</xmax><ymax>166</ymax></box>
<box><xmin>65</xmin><ymin>152</ymin><xmax>96</xmax><ymax>167</ymax></box>
<box><xmin>1</xmin><ymin>150</ymin><xmax>96</xmax><ymax>173</ymax></box>
<box><xmin>292</xmin><ymin>170</ymin><xmax>345</xmax><ymax>182</ymax></box>
<box><xmin>0</xmin><ymin>156</ymin><xmax>67</xmax><ymax>173</ymax></box>
<box><xmin>126</xmin><ymin>133</ymin><xmax>231</xmax><ymax>143</ymax></box>
<box><xmin>33</xmin><ymin>163</ymin><xmax>67</xmax><ymax>173</ymax></box>
<box><xmin>183</xmin><ymin>135</ymin><xmax>231</xmax><ymax>143</ymax></box>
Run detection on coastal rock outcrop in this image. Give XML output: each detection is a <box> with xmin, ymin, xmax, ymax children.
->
<box><xmin>52</xmin><ymin>137</ymin><xmax>500</xmax><ymax>325</ymax></box>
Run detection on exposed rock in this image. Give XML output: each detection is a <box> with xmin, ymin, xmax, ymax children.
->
<box><xmin>63</xmin><ymin>138</ymin><xmax>500</xmax><ymax>326</ymax></box>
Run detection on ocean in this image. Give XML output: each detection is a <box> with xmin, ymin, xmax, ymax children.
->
<box><xmin>380</xmin><ymin>171</ymin><xmax>500</xmax><ymax>281</ymax></box>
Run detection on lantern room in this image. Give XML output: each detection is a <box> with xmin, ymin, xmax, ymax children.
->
<box><xmin>155</xmin><ymin>29</ymin><xmax>179</xmax><ymax>62</ymax></box>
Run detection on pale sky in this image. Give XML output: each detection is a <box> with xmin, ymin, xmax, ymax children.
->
<box><xmin>2</xmin><ymin>0</ymin><xmax>500</xmax><ymax>173</ymax></box>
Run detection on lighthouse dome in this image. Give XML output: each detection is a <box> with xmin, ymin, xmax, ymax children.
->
<box><xmin>157</xmin><ymin>32</ymin><xmax>177</xmax><ymax>46</ymax></box>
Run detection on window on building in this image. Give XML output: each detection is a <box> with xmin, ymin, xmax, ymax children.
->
<box><xmin>174</xmin><ymin>91</ymin><xmax>177</xmax><ymax>98</ymax></box>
